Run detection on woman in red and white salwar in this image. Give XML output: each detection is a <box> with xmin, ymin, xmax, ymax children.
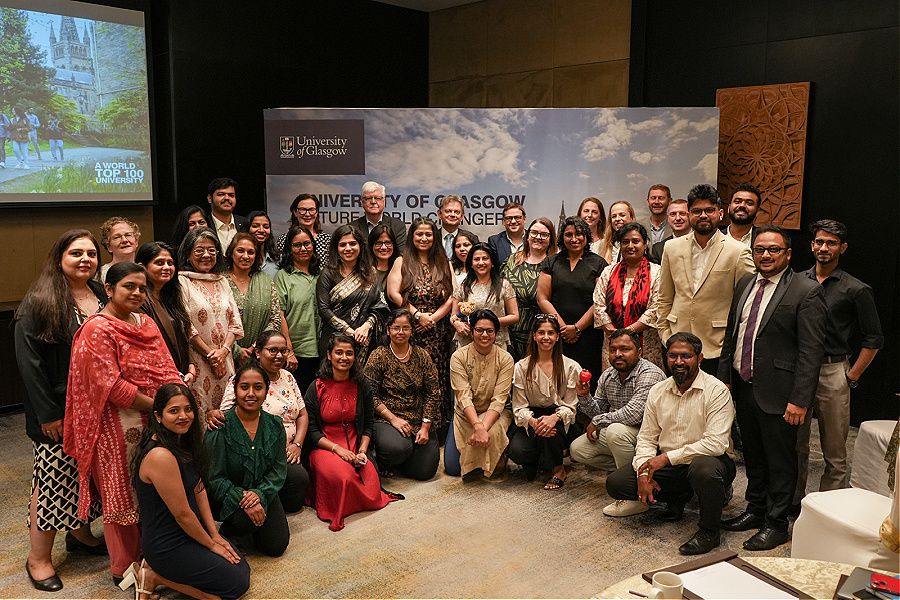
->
<box><xmin>64</xmin><ymin>262</ymin><xmax>181</xmax><ymax>585</ymax></box>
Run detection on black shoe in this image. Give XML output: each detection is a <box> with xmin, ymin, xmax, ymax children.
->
<box><xmin>65</xmin><ymin>533</ymin><xmax>108</xmax><ymax>555</ymax></box>
<box><xmin>679</xmin><ymin>528</ymin><xmax>721</xmax><ymax>555</ymax></box>
<box><xmin>658</xmin><ymin>501</ymin><xmax>685</xmax><ymax>522</ymax></box>
<box><xmin>25</xmin><ymin>561</ymin><xmax>63</xmax><ymax>592</ymax></box>
<box><xmin>720</xmin><ymin>511</ymin><xmax>765</xmax><ymax>531</ymax></box>
<box><xmin>743</xmin><ymin>526</ymin><xmax>790</xmax><ymax>551</ymax></box>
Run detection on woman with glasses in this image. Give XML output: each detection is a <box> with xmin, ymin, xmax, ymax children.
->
<box><xmin>450</xmin><ymin>242</ymin><xmax>518</xmax><ymax>350</ymax></box>
<box><xmin>212</xmin><ymin>331</ymin><xmax>309</xmax><ymax>513</ymax></box>
<box><xmin>276</xmin><ymin>224</ymin><xmax>321</xmax><ymax>393</ymax></box>
<box><xmin>225</xmin><ymin>232</ymin><xmax>282</xmax><ymax>368</ymax></box>
<box><xmin>450</xmin><ymin>230</ymin><xmax>479</xmax><ymax>286</ymax></box>
<box><xmin>278</xmin><ymin>193</ymin><xmax>331</xmax><ymax>262</ymax></box>
<box><xmin>600</xmin><ymin>201</ymin><xmax>636</xmax><ymax>264</ymax></box>
<box><xmin>317</xmin><ymin>224</ymin><xmax>386</xmax><ymax>365</ymax></box>
<box><xmin>368</xmin><ymin>224</ymin><xmax>400</xmax><ymax>294</ymax></box>
<box><xmin>509</xmin><ymin>315</ymin><xmax>580</xmax><ymax>489</ymax></box>
<box><xmin>247</xmin><ymin>211</ymin><xmax>281</xmax><ymax>278</ymax></box>
<box><xmin>593</xmin><ymin>222</ymin><xmax>663</xmax><ymax>369</ymax></box>
<box><xmin>578</xmin><ymin>197</ymin><xmax>607</xmax><ymax>255</ymax></box>
<box><xmin>447</xmin><ymin>309</ymin><xmax>515</xmax><ymax>480</ymax></box>
<box><xmin>98</xmin><ymin>217</ymin><xmax>141</xmax><ymax>282</ymax></box>
<box><xmin>537</xmin><ymin>216</ymin><xmax>607</xmax><ymax>392</ymax></box>
<box><xmin>364</xmin><ymin>309</ymin><xmax>441</xmax><ymax>481</ymax></box>
<box><xmin>502</xmin><ymin>217</ymin><xmax>556</xmax><ymax>361</ymax></box>
<box><xmin>178</xmin><ymin>227</ymin><xmax>243</xmax><ymax>418</ymax></box>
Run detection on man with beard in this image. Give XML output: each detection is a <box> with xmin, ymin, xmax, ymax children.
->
<box><xmin>606</xmin><ymin>332</ymin><xmax>736</xmax><ymax>555</ymax></box>
<box><xmin>723</xmin><ymin>183</ymin><xmax>761</xmax><ymax>245</ymax></box>
<box><xmin>718</xmin><ymin>225</ymin><xmax>826</xmax><ymax>551</ymax></box>
<box><xmin>643</xmin><ymin>184</ymin><xmax>673</xmax><ymax>245</ymax></box>
<box><xmin>793</xmin><ymin>219</ymin><xmax>882</xmax><ymax>508</ymax></box>
<box><xmin>656</xmin><ymin>184</ymin><xmax>754</xmax><ymax>374</ymax></box>
<box><xmin>206</xmin><ymin>177</ymin><xmax>248</xmax><ymax>251</ymax></box>
<box><xmin>649</xmin><ymin>198</ymin><xmax>690</xmax><ymax>264</ymax></box>
<box><xmin>571</xmin><ymin>329</ymin><xmax>665</xmax><ymax>517</ymax></box>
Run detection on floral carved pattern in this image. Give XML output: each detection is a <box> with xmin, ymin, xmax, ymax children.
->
<box><xmin>716</xmin><ymin>83</ymin><xmax>810</xmax><ymax>229</ymax></box>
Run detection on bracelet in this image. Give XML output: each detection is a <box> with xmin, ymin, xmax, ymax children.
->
<box><xmin>293</xmin><ymin>442</ymin><xmax>301</xmax><ymax>448</ymax></box>
<box><xmin>422</xmin><ymin>417</ymin><xmax>432</xmax><ymax>424</ymax></box>
<box><xmin>413</xmin><ymin>310</ymin><xmax>421</xmax><ymax>320</ymax></box>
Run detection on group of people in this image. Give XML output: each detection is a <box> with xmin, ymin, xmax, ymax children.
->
<box><xmin>15</xmin><ymin>177</ymin><xmax>885</xmax><ymax>598</ymax></box>
<box><xmin>0</xmin><ymin>107</ymin><xmax>63</xmax><ymax>169</ymax></box>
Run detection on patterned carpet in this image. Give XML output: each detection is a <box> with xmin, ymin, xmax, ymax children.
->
<box><xmin>0</xmin><ymin>411</ymin><xmax>854</xmax><ymax>599</ymax></box>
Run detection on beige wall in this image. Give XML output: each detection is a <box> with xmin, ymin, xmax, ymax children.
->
<box><xmin>0</xmin><ymin>206</ymin><xmax>153</xmax><ymax>304</ymax></box>
<box><xmin>430</xmin><ymin>0</ymin><xmax>630</xmax><ymax>108</ymax></box>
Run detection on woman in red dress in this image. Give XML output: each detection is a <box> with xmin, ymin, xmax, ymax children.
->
<box><xmin>305</xmin><ymin>334</ymin><xmax>401</xmax><ymax>531</ymax></box>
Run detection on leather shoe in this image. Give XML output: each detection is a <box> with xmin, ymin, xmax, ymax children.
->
<box><xmin>679</xmin><ymin>528</ymin><xmax>721</xmax><ymax>555</ymax></box>
<box><xmin>657</xmin><ymin>501</ymin><xmax>685</xmax><ymax>522</ymax></box>
<box><xmin>743</xmin><ymin>526</ymin><xmax>790</xmax><ymax>551</ymax></box>
<box><xmin>65</xmin><ymin>533</ymin><xmax>108</xmax><ymax>555</ymax></box>
<box><xmin>720</xmin><ymin>511</ymin><xmax>765</xmax><ymax>531</ymax></box>
<box><xmin>26</xmin><ymin>561</ymin><xmax>63</xmax><ymax>592</ymax></box>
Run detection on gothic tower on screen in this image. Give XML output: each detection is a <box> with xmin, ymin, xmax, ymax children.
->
<box><xmin>49</xmin><ymin>17</ymin><xmax>99</xmax><ymax>116</ymax></box>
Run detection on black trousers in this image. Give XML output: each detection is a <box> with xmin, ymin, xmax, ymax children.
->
<box><xmin>373</xmin><ymin>421</ymin><xmax>440</xmax><ymax>481</ymax></box>
<box><xmin>732</xmin><ymin>371</ymin><xmax>798</xmax><ymax>531</ymax></box>
<box><xmin>279</xmin><ymin>461</ymin><xmax>309</xmax><ymax>513</ymax></box>
<box><xmin>607</xmin><ymin>454</ymin><xmax>736</xmax><ymax>532</ymax></box>
<box><xmin>507</xmin><ymin>406</ymin><xmax>571</xmax><ymax>471</ymax></box>
<box><xmin>218</xmin><ymin>495</ymin><xmax>290</xmax><ymax>557</ymax></box>
<box><xmin>291</xmin><ymin>356</ymin><xmax>320</xmax><ymax>398</ymax></box>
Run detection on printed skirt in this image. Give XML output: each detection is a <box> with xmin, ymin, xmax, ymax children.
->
<box><xmin>27</xmin><ymin>441</ymin><xmax>102</xmax><ymax>531</ymax></box>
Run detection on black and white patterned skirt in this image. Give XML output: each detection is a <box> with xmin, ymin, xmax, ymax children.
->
<box><xmin>27</xmin><ymin>441</ymin><xmax>102</xmax><ymax>531</ymax></box>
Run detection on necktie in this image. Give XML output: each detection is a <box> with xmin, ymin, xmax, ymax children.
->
<box><xmin>739</xmin><ymin>278</ymin><xmax>769</xmax><ymax>382</ymax></box>
<box><xmin>444</xmin><ymin>233</ymin><xmax>454</xmax><ymax>257</ymax></box>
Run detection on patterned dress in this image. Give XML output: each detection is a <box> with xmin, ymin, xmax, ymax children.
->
<box><xmin>452</xmin><ymin>278</ymin><xmax>516</xmax><ymax>349</ymax></box>
<box><xmin>227</xmin><ymin>271</ymin><xmax>281</xmax><ymax>364</ymax></box>
<box><xmin>502</xmin><ymin>255</ymin><xmax>549</xmax><ymax>361</ymax></box>
<box><xmin>180</xmin><ymin>272</ymin><xmax>244</xmax><ymax>414</ymax></box>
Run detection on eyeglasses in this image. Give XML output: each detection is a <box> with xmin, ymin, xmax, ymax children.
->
<box><xmin>534</xmin><ymin>313</ymin><xmax>558</xmax><ymax>323</ymax></box>
<box><xmin>263</xmin><ymin>347</ymin><xmax>289</xmax><ymax>356</ymax></box>
<box><xmin>689</xmin><ymin>207</ymin><xmax>718</xmax><ymax>216</ymax></box>
<box><xmin>752</xmin><ymin>246</ymin><xmax>787</xmax><ymax>256</ymax></box>
<box><xmin>192</xmin><ymin>247</ymin><xmax>218</xmax><ymax>257</ymax></box>
<box><xmin>373</xmin><ymin>241</ymin><xmax>393</xmax><ymax>248</ymax></box>
<box><xmin>529</xmin><ymin>231</ymin><xmax>550</xmax><ymax>240</ymax></box>
<box><xmin>666</xmin><ymin>352</ymin><xmax>695</xmax><ymax>361</ymax></box>
<box><xmin>110</xmin><ymin>232</ymin><xmax>135</xmax><ymax>242</ymax></box>
<box><xmin>473</xmin><ymin>327</ymin><xmax>496</xmax><ymax>335</ymax></box>
<box><xmin>503</xmin><ymin>215</ymin><xmax>524</xmax><ymax>222</ymax></box>
<box><xmin>363</xmin><ymin>195</ymin><xmax>385</xmax><ymax>203</ymax></box>
<box><xmin>291</xmin><ymin>241</ymin><xmax>313</xmax><ymax>249</ymax></box>
<box><xmin>812</xmin><ymin>238</ymin><xmax>840</xmax><ymax>248</ymax></box>
<box><xmin>389</xmin><ymin>326</ymin><xmax>412</xmax><ymax>333</ymax></box>
<box><xmin>294</xmin><ymin>207</ymin><xmax>317</xmax><ymax>215</ymax></box>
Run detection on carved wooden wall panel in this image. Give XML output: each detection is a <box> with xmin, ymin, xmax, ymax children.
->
<box><xmin>716</xmin><ymin>82</ymin><xmax>810</xmax><ymax>229</ymax></box>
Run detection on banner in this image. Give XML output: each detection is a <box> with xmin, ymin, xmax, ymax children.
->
<box><xmin>264</xmin><ymin>108</ymin><xmax>719</xmax><ymax>241</ymax></box>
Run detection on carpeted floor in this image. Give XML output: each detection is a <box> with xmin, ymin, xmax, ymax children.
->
<box><xmin>0</xmin><ymin>411</ymin><xmax>854</xmax><ymax>599</ymax></box>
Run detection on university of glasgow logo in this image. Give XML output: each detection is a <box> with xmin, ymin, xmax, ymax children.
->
<box><xmin>280</xmin><ymin>136</ymin><xmax>294</xmax><ymax>158</ymax></box>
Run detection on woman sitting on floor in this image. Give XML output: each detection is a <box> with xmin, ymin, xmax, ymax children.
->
<box><xmin>129</xmin><ymin>383</ymin><xmax>249</xmax><ymax>600</ymax></box>
<box><xmin>509</xmin><ymin>315</ymin><xmax>581</xmax><ymax>489</ymax></box>
<box><xmin>446</xmin><ymin>309</ymin><xmax>515</xmax><ymax>481</ymax></box>
<box><xmin>305</xmin><ymin>334</ymin><xmax>401</xmax><ymax>531</ymax></box>
<box><xmin>364</xmin><ymin>309</ymin><xmax>441</xmax><ymax>481</ymax></box>
<box><xmin>205</xmin><ymin>364</ymin><xmax>290</xmax><ymax>557</ymax></box>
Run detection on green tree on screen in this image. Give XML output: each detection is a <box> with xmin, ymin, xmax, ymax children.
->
<box><xmin>0</xmin><ymin>8</ymin><xmax>52</xmax><ymax>113</ymax></box>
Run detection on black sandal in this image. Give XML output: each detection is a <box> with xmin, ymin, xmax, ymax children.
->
<box><xmin>544</xmin><ymin>476</ymin><xmax>565</xmax><ymax>490</ymax></box>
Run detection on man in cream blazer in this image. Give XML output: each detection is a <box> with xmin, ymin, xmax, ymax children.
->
<box><xmin>655</xmin><ymin>184</ymin><xmax>754</xmax><ymax>374</ymax></box>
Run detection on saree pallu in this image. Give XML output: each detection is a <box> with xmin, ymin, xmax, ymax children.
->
<box><xmin>229</xmin><ymin>272</ymin><xmax>281</xmax><ymax>364</ymax></box>
<box><xmin>316</xmin><ymin>268</ymin><xmax>387</xmax><ymax>364</ymax></box>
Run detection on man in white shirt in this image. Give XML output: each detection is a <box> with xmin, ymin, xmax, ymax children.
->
<box><xmin>722</xmin><ymin>183</ymin><xmax>761</xmax><ymax>246</ymax></box>
<box><xmin>206</xmin><ymin>177</ymin><xmax>247</xmax><ymax>252</ymax></box>
<box><xmin>606</xmin><ymin>332</ymin><xmax>736</xmax><ymax>556</ymax></box>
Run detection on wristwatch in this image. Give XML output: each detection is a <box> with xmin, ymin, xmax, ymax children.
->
<box><xmin>847</xmin><ymin>376</ymin><xmax>859</xmax><ymax>389</ymax></box>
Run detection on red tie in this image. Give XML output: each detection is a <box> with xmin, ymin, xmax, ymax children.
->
<box><xmin>739</xmin><ymin>279</ymin><xmax>769</xmax><ymax>382</ymax></box>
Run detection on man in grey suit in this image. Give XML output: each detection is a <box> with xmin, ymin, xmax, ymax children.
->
<box><xmin>350</xmin><ymin>180</ymin><xmax>407</xmax><ymax>251</ymax></box>
<box><xmin>718</xmin><ymin>224</ymin><xmax>826</xmax><ymax>551</ymax></box>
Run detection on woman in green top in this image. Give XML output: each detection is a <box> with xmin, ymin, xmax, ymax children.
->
<box><xmin>205</xmin><ymin>363</ymin><xmax>289</xmax><ymax>557</ymax></box>
<box><xmin>275</xmin><ymin>224</ymin><xmax>321</xmax><ymax>393</ymax></box>
<box><xmin>225</xmin><ymin>233</ymin><xmax>283</xmax><ymax>367</ymax></box>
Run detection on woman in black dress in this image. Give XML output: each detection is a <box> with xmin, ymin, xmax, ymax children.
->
<box><xmin>537</xmin><ymin>216</ymin><xmax>607</xmax><ymax>392</ymax></box>
<box><xmin>130</xmin><ymin>383</ymin><xmax>249</xmax><ymax>600</ymax></box>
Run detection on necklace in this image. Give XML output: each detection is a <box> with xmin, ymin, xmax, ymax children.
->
<box><xmin>390</xmin><ymin>343</ymin><xmax>411</xmax><ymax>362</ymax></box>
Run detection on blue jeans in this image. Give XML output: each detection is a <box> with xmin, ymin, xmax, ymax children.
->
<box><xmin>12</xmin><ymin>140</ymin><xmax>28</xmax><ymax>164</ymax></box>
<box><xmin>28</xmin><ymin>130</ymin><xmax>41</xmax><ymax>158</ymax></box>
<box><xmin>444</xmin><ymin>417</ymin><xmax>461</xmax><ymax>476</ymax></box>
<box><xmin>50</xmin><ymin>139</ymin><xmax>63</xmax><ymax>159</ymax></box>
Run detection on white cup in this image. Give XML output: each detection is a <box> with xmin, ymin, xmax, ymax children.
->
<box><xmin>648</xmin><ymin>571</ymin><xmax>683</xmax><ymax>599</ymax></box>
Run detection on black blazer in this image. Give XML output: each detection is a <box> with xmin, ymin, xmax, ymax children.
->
<box><xmin>350</xmin><ymin>214</ymin><xmax>407</xmax><ymax>251</ymax></box>
<box><xmin>487</xmin><ymin>231</ymin><xmax>516</xmax><ymax>265</ymax></box>
<box><xmin>717</xmin><ymin>268</ymin><xmax>826</xmax><ymax>414</ymax></box>
<box><xmin>649</xmin><ymin>235</ymin><xmax>673</xmax><ymax>264</ymax></box>
<box><xmin>304</xmin><ymin>377</ymin><xmax>375</xmax><ymax>453</ymax></box>
<box><xmin>206</xmin><ymin>211</ymin><xmax>249</xmax><ymax>233</ymax></box>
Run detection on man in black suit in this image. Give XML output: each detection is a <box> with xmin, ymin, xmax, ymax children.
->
<box><xmin>487</xmin><ymin>202</ymin><xmax>526</xmax><ymax>265</ymax></box>
<box><xmin>721</xmin><ymin>183</ymin><xmax>761</xmax><ymax>246</ymax></box>
<box><xmin>717</xmin><ymin>224</ymin><xmax>826</xmax><ymax>550</ymax></box>
<box><xmin>649</xmin><ymin>199</ymin><xmax>690</xmax><ymax>264</ymax></box>
<box><xmin>350</xmin><ymin>180</ymin><xmax>407</xmax><ymax>251</ymax></box>
<box><xmin>206</xmin><ymin>177</ymin><xmax>248</xmax><ymax>252</ymax></box>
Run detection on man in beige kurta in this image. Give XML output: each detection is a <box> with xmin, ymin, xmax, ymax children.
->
<box><xmin>450</xmin><ymin>342</ymin><xmax>514</xmax><ymax>477</ymax></box>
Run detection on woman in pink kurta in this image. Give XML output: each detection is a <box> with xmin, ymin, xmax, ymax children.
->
<box><xmin>177</xmin><ymin>227</ymin><xmax>243</xmax><ymax>418</ymax></box>
<box><xmin>64</xmin><ymin>262</ymin><xmax>181</xmax><ymax>581</ymax></box>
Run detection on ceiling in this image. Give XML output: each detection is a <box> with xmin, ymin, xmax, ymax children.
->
<box><xmin>372</xmin><ymin>0</ymin><xmax>480</xmax><ymax>13</ymax></box>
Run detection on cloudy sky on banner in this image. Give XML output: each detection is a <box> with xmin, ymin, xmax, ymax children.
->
<box><xmin>265</xmin><ymin>108</ymin><xmax>719</xmax><ymax>238</ymax></box>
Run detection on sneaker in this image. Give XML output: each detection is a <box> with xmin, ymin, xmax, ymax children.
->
<box><xmin>22</xmin><ymin>163</ymin><xmax>29</xmax><ymax>169</ymax></box>
<box><xmin>603</xmin><ymin>499</ymin><xmax>650</xmax><ymax>517</ymax></box>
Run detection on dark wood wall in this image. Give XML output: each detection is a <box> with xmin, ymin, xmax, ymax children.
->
<box><xmin>630</xmin><ymin>0</ymin><xmax>899</xmax><ymax>423</ymax></box>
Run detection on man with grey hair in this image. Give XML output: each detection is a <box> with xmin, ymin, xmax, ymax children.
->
<box><xmin>351</xmin><ymin>181</ymin><xmax>407</xmax><ymax>251</ymax></box>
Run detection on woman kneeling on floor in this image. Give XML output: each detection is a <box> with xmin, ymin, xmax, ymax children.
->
<box><xmin>364</xmin><ymin>309</ymin><xmax>441</xmax><ymax>480</ymax></box>
<box><xmin>129</xmin><ymin>383</ymin><xmax>249</xmax><ymax>599</ymax></box>
<box><xmin>509</xmin><ymin>314</ymin><xmax>581</xmax><ymax>489</ymax></box>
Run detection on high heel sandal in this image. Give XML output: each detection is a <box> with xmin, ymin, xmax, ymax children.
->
<box><xmin>120</xmin><ymin>559</ymin><xmax>155</xmax><ymax>600</ymax></box>
<box><xmin>117</xmin><ymin>561</ymin><xmax>139</xmax><ymax>590</ymax></box>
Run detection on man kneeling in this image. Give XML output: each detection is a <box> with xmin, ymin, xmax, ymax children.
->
<box><xmin>606</xmin><ymin>332</ymin><xmax>736</xmax><ymax>555</ymax></box>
